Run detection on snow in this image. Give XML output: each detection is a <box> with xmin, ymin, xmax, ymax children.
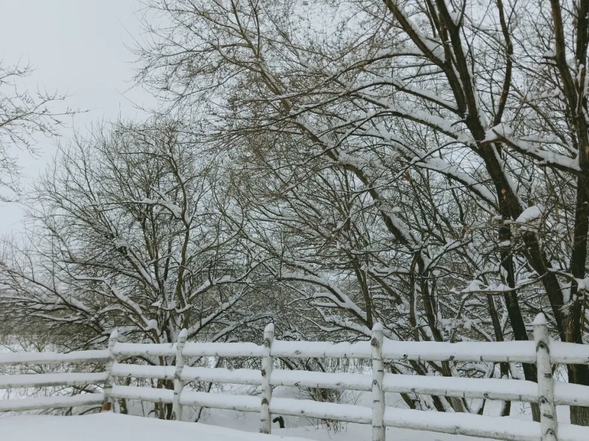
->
<box><xmin>111</xmin><ymin>362</ymin><xmax>176</xmax><ymax>380</ymax></box>
<box><xmin>382</xmin><ymin>373</ymin><xmax>537</xmax><ymax>403</ymax></box>
<box><xmin>181</xmin><ymin>390</ymin><xmax>261</xmax><ymax>412</ymax></box>
<box><xmin>487</xmin><ymin>127</ymin><xmax>581</xmax><ymax>173</ymax></box>
<box><xmin>0</xmin><ymin>393</ymin><xmax>104</xmax><ymax>412</ymax></box>
<box><xmin>516</xmin><ymin>206</ymin><xmax>542</xmax><ymax>223</ymax></box>
<box><xmin>111</xmin><ymin>385</ymin><xmax>173</xmax><ymax>403</ymax></box>
<box><xmin>182</xmin><ymin>366</ymin><xmax>262</xmax><ymax>385</ymax></box>
<box><xmin>0</xmin><ymin>413</ymin><xmax>315</xmax><ymax>441</ymax></box>
<box><xmin>271</xmin><ymin>398</ymin><xmax>372</xmax><ymax>424</ymax></box>
<box><xmin>183</xmin><ymin>342</ymin><xmax>264</xmax><ymax>357</ymax></box>
<box><xmin>533</xmin><ymin>313</ymin><xmax>547</xmax><ymax>326</ymax></box>
<box><xmin>385</xmin><ymin>407</ymin><xmax>589</xmax><ymax>441</ymax></box>
<box><xmin>417</xmin><ymin>158</ymin><xmax>497</xmax><ymax>205</ymax></box>
<box><xmin>0</xmin><ymin>372</ymin><xmax>109</xmax><ymax>389</ymax></box>
<box><xmin>576</xmin><ymin>277</ymin><xmax>589</xmax><ymax>293</ymax></box>
<box><xmin>551</xmin><ymin>341</ymin><xmax>589</xmax><ymax>364</ymax></box>
<box><xmin>5</xmin><ymin>409</ymin><xmax>589</xmax><ymax>441</ymax></box>
<box><xmin>381</xmin><ymin>340</ymin><xmax>536</xmax><ymax>363</ymax></box>
<box><xmin>271</xmin><ymin>369</ymin><xmax>372</xmax><ymax>391</ymax></box>
<box><xmin>464</xmin><ymin>280</ymin><xmax>483</xmax><ymax>292</ymax></box>
<box><xmin>112</xmin><ymin>364</ymin><xmax>264</xmax><ymax>385</ymax></box>
<box><xmin>145</xmin><ymin>319</ymin><xmax>158</xmax><ymax>331</ymax></box>
<box><xmin>555</xmin><ymin>381</ymin><xmax>589</xmax><ymax>407</ymax></box>
<box><xmin>0</xmin><ymin>349</ymin><xmax>110</xmax><ymax>366</ymax></box>
<box><xmin>113</xmin><ymin>342</ymin><xmax>176</xmax><ymax>357</ymax></box>
<box><xmin>383</xmin><ymin>408</ymin><xmax>540</xmax><ymax>441</ymax></box>
<box><xmin>4</xmin><ymin>389</ymin><xmax>589</xmax><ymax>441</ymax></box>
<box><xmin>272</xmin><ymin>341</ymin><xmax>371</xmax><ymax>359</ymax></box>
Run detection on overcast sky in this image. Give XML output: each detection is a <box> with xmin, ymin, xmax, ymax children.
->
<box><xmin>0</xmin><ymin>0</ymin><xmax>153</xmax><ymax>233</ymax></box>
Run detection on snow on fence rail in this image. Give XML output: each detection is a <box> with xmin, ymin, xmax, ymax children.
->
<box><xmin>2</xmin><ymin>313</ymin><xmax>589</xmax><ymax>441</ymax></box>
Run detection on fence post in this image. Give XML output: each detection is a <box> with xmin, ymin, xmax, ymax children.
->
<box><xmin>260</xmin><ymin>323</ymin><xmax>275</xmax><ymax>434</ymax></box>
<box><xmin>371</xmin><ymin>323</ymin><xmax>386</xmax><ymax>441</ymax></box>
<box><xmin>102</xmin><ymin>329</ymin><xmax>118</xmax><ymax>412</ymax></box>
<box><xmin>533</xmin><ymin>313</ymin><xmax>557</xmax><ymax>441</ymax></box>
<box><xmin>173</xmin><ymin>329</ymin><xmax>188</xmax><ymax>421</ymax></box>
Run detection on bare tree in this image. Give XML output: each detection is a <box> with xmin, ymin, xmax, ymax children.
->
<box><xmin>131</xmin><ymin>0</ymin><xmax>589</xmax><ymax>422</ymax></box>
<box><xmin>0</xmin><ymin>119</ymin><xmax>267</xmax><ymax>352</ymax></box>
<box><xmin>0</xmin><ymin>61</ymin><xmax>67</xmax><ymax>198</ymax></box>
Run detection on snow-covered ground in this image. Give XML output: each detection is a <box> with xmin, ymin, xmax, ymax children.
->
<box><xmin>0</xmin><ymin>385</ymin><xmax>573</xmax><ymax>441</ymax></box>
<box><xmin>0</xmin><ymin>412</ymin><xmax>490</xmax><ymax>441</ymax></box>
<box><xmin>1</xmin><ymin>413</ymin><xmax>312</xmax><ymax>441</ymax></box>
<box><xmin>0</xmin><ymin>387</ymin><xmax>582</xmax><ymax>441</ymax></box>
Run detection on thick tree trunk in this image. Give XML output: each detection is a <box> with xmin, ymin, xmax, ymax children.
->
<box><xmin>567</xmin><ymin>170</ymin><xmax>589</xmax><ymax>425</ymax></box>
<box><xmin>569</xmin><ymin>364</ymin><xmax>589</xmax><ymax>425</ymax></box>
<box><xmin>498</xmin><ymin>222</ymin><xmax>541</xmax><ymax>421</ymax></box>
<box><xmin>570</xmin><ymin>400</ymin><xmax>589</xmax><ymax>427</ymax></box>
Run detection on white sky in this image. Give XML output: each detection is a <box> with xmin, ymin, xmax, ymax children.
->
<box><xmin>0</xmin><ymin>0</ymin><xmax>153</xmax><ymax>233</ymax></box>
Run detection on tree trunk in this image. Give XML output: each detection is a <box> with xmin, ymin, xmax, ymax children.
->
<box><xmin>569</xmin><ymin>364</ymin><xmax>589</xmax><ymax>425</ymax></box>
<box><xmin>570</xmin><ymin>403</ymin><xmax>589</xmax><ymax>427</ymax></box>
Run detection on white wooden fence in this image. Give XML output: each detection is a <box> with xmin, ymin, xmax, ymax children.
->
<box><xmin>2</xmin><ymin>313</ymin><xmax>589</xmax><ymax>441</ymax></box>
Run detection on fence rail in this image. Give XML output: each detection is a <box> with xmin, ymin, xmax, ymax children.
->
<box><xmin>2</xmin><ymin>313</ymin><xmax>589</xmax><ymax>441</ymax></box>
